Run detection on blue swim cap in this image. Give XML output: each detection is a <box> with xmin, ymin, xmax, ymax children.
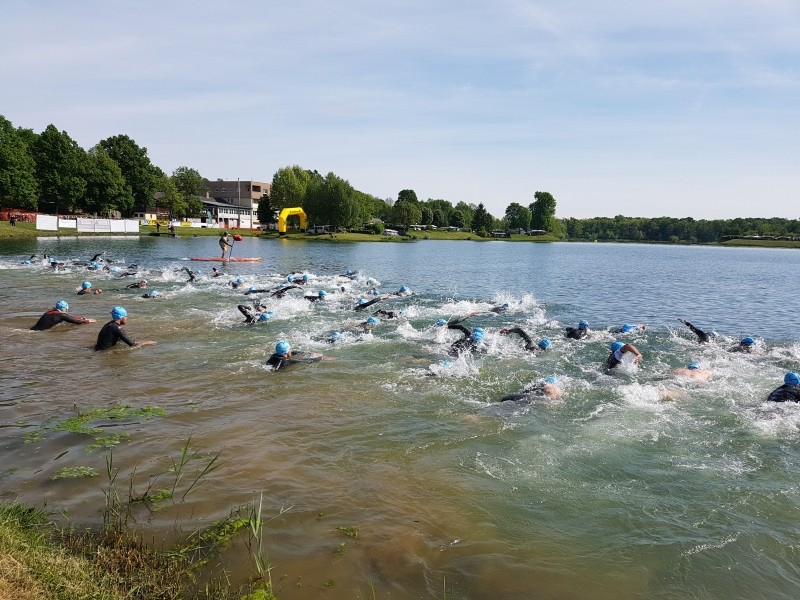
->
<box><xmin>302</xmin><ymin>274</ymin><xmax>309</xmax><ymax>282</ymax></box>
<box><xmin>23</xmin><ymin>259</ymin><xmax>31</xmax><ymax>264</ymax></box>
<box><xmin>111</xmin><ymin>306</ymin><xmax>127</xmax><ymax>320</ymax></box>
<box><xmin>257</xmin><ymin>311</ymin><xmax>272</xmax><ymax>322</ymax></box>
<box><xmin>358</xmin><ymin>298</ymin><xmax>367</xmax><ymax>305</ymax></box>
<box><xmin>287</xmin><ymin>275</ymin><xmax>294</xmax><ymax>282</ymax></box>
<box><xmin>55</xmin><ymin>300</ymin><xmax>69</xmax><ymax>311</ymax></box>
<box><xmin>578</xmin><ymin>320</ymin><xmax>589</xmax><ymax>330</ymax></box>
<box><xmin>502</xmin><ymin>303</ymin><xmax>509</xmax><ymax>308</ymax></box>
<box><xmin>470</xmin><ymin>327</ymin><xmax>485</xmax><ymax>343</ymax></box>
<box><xmin>400</xmin><ymin>285</ymin><xmax>409</xmax><ymax>293</ymax></box>
<box><xmin>708</xmin><ymin>330</ymin><xmax>718</xmax><ymax>338</ymax></box>
<box><xmin>318</xmin><ymin>290</ymin><xmax>327</xmax><ymax>297</ymax></box>
<box><xmin>784</xmin><ymin>371</ymin><xmax>800</xmax><ymax>386</ymax></box>
<box><xmin>82</xmin><ymin>281</ymin><xmax>91</xmax><ymax>289</ymax></box>
<box><xmin>111</xmin><ymin>267</ymin><xmax>121</xmax><ymax>273</ymax></box>
<box><xmin>687</xmin><ymin>362</ymin><xmax>700</xmax><ymax>370</ymax></box>
<box><xmin>194</xmin><ymin>269</ymin><xmax>201</xmax><ymax>275</ymax></box>
<box><xmin>248</xmin><ymin>286</ymin><xmax>257</xmax><ymax>292</ymax></box>
<box><xmin>371</xmin><ymin>289</ymin><xmax>380</xmax><ymax>295</ymax></box>
<box><xmin>741</xmin><ymin>337</ymin><xmax>755</xmax><ymax>345</ymax></box>
<box><xmin>544</xmin><ymin>376</ymin><xmax>559</xmax><ymax>385</ymax></box>
<box><xmin>150</xmin><ymin>290</ymin><xmax>160</xmax><ymax>297</ymax></box>
<box><xmin>366</xmin><ymin>316</ymin><xmax>379</xmax><ymax>326</ymax></box>
<box><xmin>610</xmin><ymin>341</ymin><xmax>624</xmax><ymax>352</ymax></box>
<box><xmin>620</xmin><ymin>324</ymin><xmax>636</xmax><ymax>333</ymax></box>
<box><xmin>236</xmin><ymin>277</ymin><xmax>244</xmax><ymax>284</ymax></box>
<box><xmin>329</xmin><ymin>331</ymin><xmax>341</xmax><ymax>341</ymax></box>
<box><xmin>90</xmin><ymin>261</ymin><xmax>101</xmax><ymax>269</ymax></box>
<box><xmin>275</xmin><ymin>341</ymin><xmax>290</xmax><ymax>355</ymax></box>
<box><xmin>538</xmin><ymin>338</ymin><xmax>552</xmax><ymax>350</ymax></box>
<box><xmin>436</xmin><ymin>318</ymin><xmax>447</xmax><ymax>327</ymax></box>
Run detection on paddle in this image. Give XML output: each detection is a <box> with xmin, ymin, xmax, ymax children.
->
<box><xmin>227</xmin><ymin>235</ymin><xmax>235</xmax><ymax>260</ymax></box>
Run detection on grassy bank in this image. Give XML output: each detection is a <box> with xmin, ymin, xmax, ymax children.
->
<box><xmin>0</xmin><ymin>501</ymin><xmax>276</xmax><ymax>600</ymax></box>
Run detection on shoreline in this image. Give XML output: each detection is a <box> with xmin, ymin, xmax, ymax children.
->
<box><xmin>2</xmin><ymin>222</ymin><xmax>799</xmax><ymax>248</ymax></box>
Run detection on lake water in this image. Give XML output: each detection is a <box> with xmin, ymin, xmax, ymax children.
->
<box><xmin>1</xmin><ymin>237</ymin><xmax>800</xmax><ymax>599</ymax></box>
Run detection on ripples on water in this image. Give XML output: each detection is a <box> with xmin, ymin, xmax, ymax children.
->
<box><xmin>1</xmin><ymin>237</ymin><xmax>800</xmax><ymax>599</ymax></box>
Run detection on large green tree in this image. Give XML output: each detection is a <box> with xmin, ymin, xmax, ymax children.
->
<box><xmin>156</xmin><ymin>174</ymin><xmax>186</xmax><ymax>218</ymax></box>
<box><xmin>270</xmin><ymin>165</ymin><xmax>313</xmax><ymax>211</ymax></box>
<box><xmin>504</xmin><ymin>202</ymin><xmax>532</xmax><ymax>230</ymax></box>
<box><xmin>256</xmin><ymin>192</ymin><xmax>274</xmax><ymax>225</ymax></box>
<box><xmin>453</xmin><ymin>201</ymin><xmax>474</xmax><ymax>228</ymax></box>
<box><xmin>0</xmin><ymin>116</ymin><xmax>38</xmax><ymax>210</ymax></box>
<box><xmin>97</xmin><ymin>134</ymin><xmax>159</xmax><ymax>216</ymax></box>
<box><xmin>32</xmin><ymin>124</ymin><xmax>87</xmax><ymax>215</ymax></box>
<box><xmin>303</xmin><ymin>172</ymin><xmax>358</xmax><ymax>229</ymax></box>
<box><xmin>82</xmin><ymin>147</ymin><xmax>134</xmax><ymax>215</ymax></box>
<box><xmin>529</xmin><ymin>191</ymin><xmax>557</xmax><ymax>231</ymax></box>
<box><xmin>392</xmin><ymin>199</ymin><xmax>422</xmax><ymax>227</ymax></box>
<box><xmin>171</xmin><ymin>166</ymin><xmax>206</xmax><ymax>218</ymax></box>
<box><xmin>471</xmin><ymin>203</ymin><xmax>494</xmax><ymax>235</ymax></box>
<box><xmin>397</xmin><ymin>189</ymin><xmax>418</xmax><ymax>203</ymax></box>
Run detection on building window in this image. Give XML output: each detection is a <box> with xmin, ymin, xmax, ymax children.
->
<box><xmin>252</xmin><ymin>185</ymin><xmax>261</xmax><ymax>193</ymax></box>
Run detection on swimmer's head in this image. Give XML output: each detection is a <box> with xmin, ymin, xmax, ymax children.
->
<box><xmin>544</xmin><ymin>376</ymin><xmax>559</xmax><ymax>385</ymax></box>
<box><xmin>784</xmin><ymin>372</ymin><xmax>800</xmax><ymax>386</ymax></box>
<box><xmin>275</xmin><ymin>341</ymin><xmax>291</xmax><ymax>356</ymax></box>
<box><xmin>318</xmin><ymin>290</ymin><xmax>327</xmax><ymax>298</ymax></box>
<box><xmin>235</xmin><ymin>277</ymin><xmax>244</xmax><ymax>284</ymax></box>
<box><xmin>436</xmin><ymin>319</ymin><xmax>447</xmax><ymax>327</ymax></box>
<box><xmin>470</xmin><ymin>327</ymin><xmax>485</xmax><ymax>343</ymax></box>
<box><xmin>139</xmin><ymin>280</ymin><xmax>147</xmax><ymax>287</ymax></box>
<box><xmin>538</xmin><ymin>338</ymin><xmax>552</xmax><ymax>350</ymax></box>
<box><xmin>81</xmin><ymin>281</ymin><xmax>92</xmax><ymax>289</ymax></box>
<box><xmin>578</xmin><ymin>320</ymin><xmax>589</xmax><ymax>330</ymax></box>
<box><xmin>366</xmin><ymin>316</ymin><xmax>379</xmax><ymax>326</ymax></box>
<box><xmin>55</xmin><ymin>300</ymin><xmax>69</xmax><ymax>311</ymax></box>
<box><xmin>371</xmin><ymin>289</ymin><xmax>380</xmax><ymax>296</ymax></box>
<box><xmin>687</xmin><ymin>362</ymin><xmax>700</xmax><ymax>370</ymax></box>
<box><xmin>502</xmin><ymin>303</ymin><xmax>509</xmax><ymax>309</ymax></box>
<box><xmin>111</xmin><ymin>306</ymin><xmax>127</xmax><ymax>320</ymax></box>
<box><xmin>741</xmin><ymin>336</ymin><xmax>755</xmax><ymax>346</ymax></box>
<box><xmin>257</xmin><ymin>311</ymin><xmax>272</xmax><ymax>322</ymax></box>
<box><xmin>302</xmin><ymin>274</ymin><xmax>309</xmax><ymax>282</ymax></box>
<box><xmin>708</xmin><ymin>331</ymin><xmax>718</xmax><ymax>338</ymax></box>
<box><xmin>249</xmin><ymin>286</ymin><xmax>257</xmax><ymax>292</ymax></box>
<box><xmin>149</xmin><ymin>290</ymin><xmax>160</xmax><ymax>297</ymax></box>
<box><xmin>399</xmin><ymin>285</ymin><xmax>409</xmax><ymax>293</ymax></box>
<box><xmin>358</xmin><ymin>298</ymin><xmax>367</xmax><ymax>305</ymax></box>
<box><xmin>328</xmin><ymin>331</ymin><xmax>341</xmax><ymax>342</ymax></box>
<box><xmin>287</xmin><ymin>275</ymin><xmax>294</xmax><ymax>282</ymax></box>
<box><xmin>610</xmin><ymin>341</ymin><xmax>624</xmax><ymax>352</ymax></box>
<box><xmin>619</xmin><ymin>323</ymin><xmax>636</xmax><ymax>333</ymax></box>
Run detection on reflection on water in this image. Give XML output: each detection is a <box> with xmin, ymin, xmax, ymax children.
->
<box><xmin>1</xmin><ymin>237</ymin><xmax>800</xmax><ymax>599</ymax></box>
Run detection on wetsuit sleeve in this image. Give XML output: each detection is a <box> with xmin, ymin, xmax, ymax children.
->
<box><xmin>355</xmin><ymin>297</ymin><xmax>382</xmax><ymax>311</ymax></box>
<box><xmin>61</xmin><ymin>313</ymin><xmax>88</xmax><ymax>325</ymax></box>
<box><xmin>682</xmin><ymin>320</ymin><xmax>709</xmax><ymax>342</ymax></box>
<box><xmin>507</xmin><ymin>327</ymin><xmax>533</xmax><ymax>345</ymax></box>
<box><xmin>447</xmin><ymin>323</ymin><xmax>470</xmax><ymax>336</ymax></box>
<box><xmin>116</xmin><ymin>324</ymin><xmax>136</xmax><ymax>347</ymax></box>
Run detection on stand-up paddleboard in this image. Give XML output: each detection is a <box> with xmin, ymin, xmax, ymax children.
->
<box><xmin>191</xmin><ymin>257</ymin><xmax>263</xmax><ymax>262</ymax></box>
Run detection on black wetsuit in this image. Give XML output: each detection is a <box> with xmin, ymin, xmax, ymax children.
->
<box><xmin>502</xmin><ymin>327</ymin><xmax>537</xmax><ymax>351</ymax></box>
<box><xmin>489</xmin><ymin>305</ymin><xmax>508</xmax><ymax>314</ymax></box>
<box><xmin>565</xmin><ymin>327</ymin><xmax>588</xmax><ymax>340</ymax></box>
<box><xmin>238</xmin><ymin>305</ymin><xmax>260</xmax><ymax>323</ymax></box>
<box><xmin>767</xmin><ymin>385</ymin><xmax>800</xmax><ymax>403</ymax></box>
<box><xmin>679</xmin><ymin>319</ymin><xmax>712</xmax><ymax>343</ymax></box>
<box><xmin>271</xmin><ymin>285</ymin><xmax>301</xmax><ymax>298</ymax></box>
<box><xmin>372</xmin><ymin>309</ymin><xmax>398</xmax><ymax>319</ymax></box>
<box><xmin>500</xmin><ymin>382</ymin><xmax>550</xmax><ymax>402</ymax></box>
<box><xmin>182</xmin><ymin>267</ymin><xmax>197</xmax><ymax>282</ymax></box>
<box><xmin>605</xmin><ymin>350</ymin><xmax>623</xmax><ymax>370</ymax></box>
<box><xmin>265</xmin><ymin>351</ymin><xmax>322</xmax><ymax>370</ymax></box>
<box><xmin>305</xmin><ymin>295</ymin><xmax>326</xmax><ymax>302</ymax></box>
<box><xmin>244</xmin><ymin>288</ymin><xmax>269</xmax><ymax>295</ymax></box>
<box><xmin>354</xmin><ymin>297</ymin><xmax>382</xmax><ymax>311</ymax></box>
<box><xmin>95</xmin><ymin>321</ymin><xmax>136</xmax><ymax>350</ymax></box>
<box><xmin>30</xmin><ymin>310</ymin><xmax>89</xmax><ymax>331</ymax></box>
<box><xmin>447</xmin><ymin>319</ymin><xmax>477</xmax><ymax>356</ymax></box>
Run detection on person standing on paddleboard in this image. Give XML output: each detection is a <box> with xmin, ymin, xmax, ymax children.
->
<box><xmin>219</xmin><ymin>231</ymin><xmax>233</xmax><ymax>259</ymax></box>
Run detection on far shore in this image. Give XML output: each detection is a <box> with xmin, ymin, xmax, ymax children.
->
<box><xmin>2</xmin><ymin>221</ymin><xmax>799</xmax><ymax>249</ymax></box>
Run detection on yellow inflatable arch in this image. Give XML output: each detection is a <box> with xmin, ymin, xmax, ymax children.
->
<box><xmin>277</xmin><ymin>207</ymin><xmax>307</xmax><ymax>234</ymax></box>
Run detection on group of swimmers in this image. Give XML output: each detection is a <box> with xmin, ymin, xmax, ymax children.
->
<box><xmin>23</xmin><ymin>251</ymin><xmax>799</xmax><ymax>403</ymax></box>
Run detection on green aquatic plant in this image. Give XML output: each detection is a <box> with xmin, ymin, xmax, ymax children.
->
<box><xmin>51</xmin><ymin>466</ymin><xmax>98</xmax><ymax>480</ymax></box>
<box><xmin>25</xmin><ymin>405</ymin><xmax>166</xmax><ymax>452</ymax></box>
<box><xmin>337</xmin><ymin>525</ymin><xmax>359</xmax><ymax>539</ymax></box>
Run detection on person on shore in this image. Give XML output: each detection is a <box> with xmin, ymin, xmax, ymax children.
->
<box><xmin>605</xmin><ymin>340</ymin><xmax>642</xmax><ymax>371</ymax></box>
<box><xmin>219</xmin><ymin>232</ymin><xmax>232</xmax><ymax>258</ymax></box>
<box><xmin>565</xmin><ymin>320</ymin><xmax>590</xmax><ymax>340</ymax></box>
<box><xmin>30</xmin><ymin>300</ymin><xmax>96</xmax><ymax>331</ymax></box>
<box><xmin>500</xmin><ymin>376</ymin><xmax>562</xmax><ymax>402</ymax></box>
<box><xmin>95</xmin><ymin>306</ymin><xmax>156</xmax><ymax>351</ymax></box>
<box><xmin>673</xmin><ymin>362</ymin><xmax>713</xmax><ymax>381</ymax></box>
<box><xmin>617</xmin><ymin>323</ymin><xmax>646</xmax><ymax>334</ymax></box>
<box><xmin>266</xmin><ymin>340</ymin><xmax>322</xmax><ymax>370</ymax></box>
<box><xmin>500</xmin><ymin>327</ymin><xmax>551</xmax><ymax>352</ymax></box>
<box><xmin>767</xmin><ymin>372</ymin><xmax>800</xmax><ymax>403</ymax></box>
<box><xmin>677</xmin><ymin>318</ymin><xmax>716</xmax><ymax>344</ymax></box>
<box><xmin>77</xmin><ymin>281</ymin><xmax>102</xmax><ymax>295</ymax></box>
<box><xmin>729</xmin><ymin>336</ymin><xmax>757</xmax><ymax>353</ymax></box>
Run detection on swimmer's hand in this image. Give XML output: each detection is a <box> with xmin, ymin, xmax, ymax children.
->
<box><xmin>135</xmin><ymin>340</ymin><xmax>157</xmax><ymax>347</ymax></box>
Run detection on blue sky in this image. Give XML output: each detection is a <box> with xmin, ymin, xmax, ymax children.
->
<box><xmin>1</xmin><ymin>0</ymin><xmax>798</xmax><ymax>219</ymax></box>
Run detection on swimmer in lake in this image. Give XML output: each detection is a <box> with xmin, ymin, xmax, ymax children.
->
<box><xmin>500</xmin><ymin>327</ymin><xmax>551</xmax><ymax>352</ymax></box>
<box><xmin>437</xmin><ymin>314</ymin><xmax>484</xmax><ymax>356</ymax></box>
<box><xmin>729</xmin><ymin>336</ymin><xmax>758</xmax><ymax>353</ymax></box>
<box><xmin>30</xmin><ymin>300</ymin><xmax>96</xmax><ymax>331</ymax></box>
<box><xmin>766</xmin><ymin>371</ymin><xmax>800</xmax><ymax>403</ymax></box>
<box><xmin>500</xmin><ymin>376</ymin><xmax>562</xmax><ymax>402</ymax></box>
<box><xmin>77</xmin><ymin>280</ymin><xmax>102</xmax><ymax>295</ymax></box>
<box><xmin>265</xmin><ymin>340</ymin><xmax>322</xmax><ymax>370</ymax></box>
<box><xmin>673</xmin><ymin>362</ymin><xmax>713</xmax><ymax>381</ymax></box>
<box><xmin>605</xmin><ymin>340</ymin><xmax>642</xmax><ymax>371</ymax></box>
<box><xmin>95</xmin><ymin>306</ymin><xmax>156</xmax><ymax>350</ymax></box>
<box><xmin>565</xmin><ymin>320</ymin><xmax>590</xmax><ymax>340</ymax></box>
<box><xmin>617</xmin><ymin>323</ymin><xmax>646</xmax><ymax>334</ymax></box>
<box><xmin>677</xmin><ymin>318</ymin><xmax>716</xmax><ymax>344</ymax></box>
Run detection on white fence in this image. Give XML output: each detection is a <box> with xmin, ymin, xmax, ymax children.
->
<box><xmin>35</xmin><ymin>215</ymin><xmax>140</xmax><ymax>233</ymax></box>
